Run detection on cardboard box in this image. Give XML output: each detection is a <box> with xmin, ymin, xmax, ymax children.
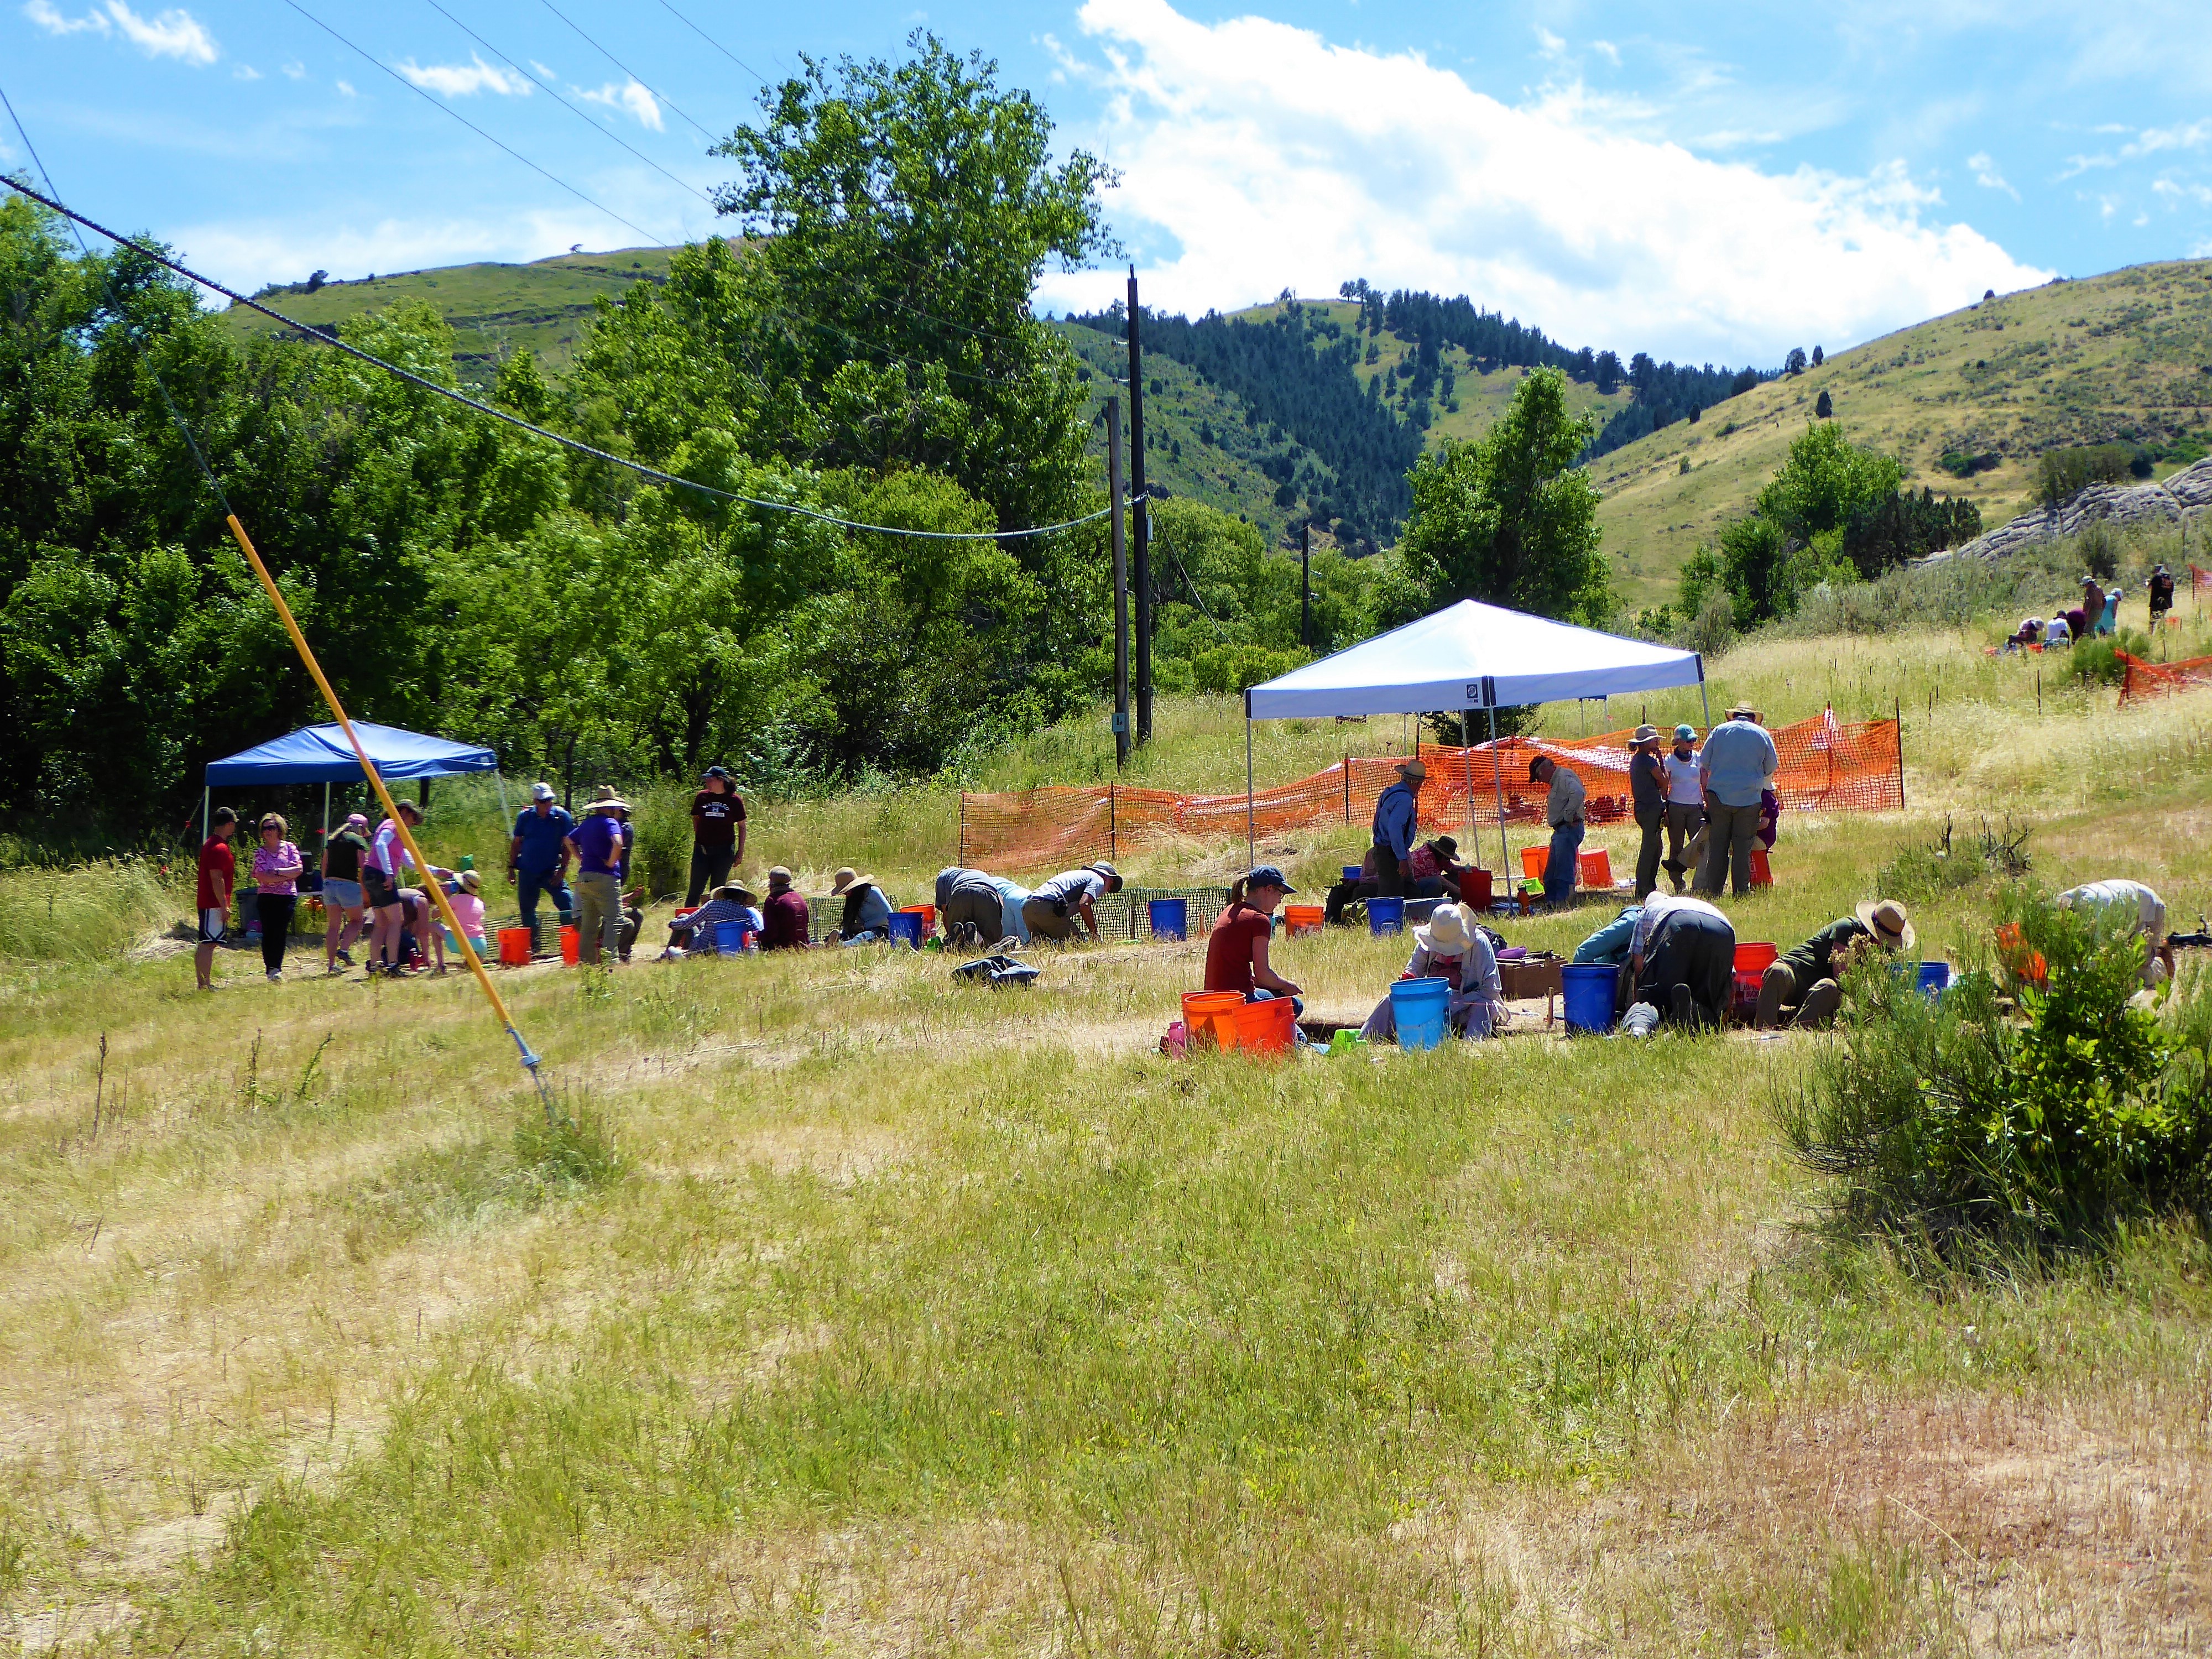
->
<box><xmin>1497</xmin><ymin>953</ymin><xmax>1564</xmax><ymax>1000</ymax></box>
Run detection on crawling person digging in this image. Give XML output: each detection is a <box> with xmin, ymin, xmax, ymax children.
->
<box><xmin>1756</xmin><ymin>900</ymin><xmax>1914</xmax><ymax>1030</ymax></box>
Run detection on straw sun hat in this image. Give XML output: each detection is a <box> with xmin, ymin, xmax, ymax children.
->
<box><xmin>1855</xmin><ymin>899</ymin><xmax>1915</xmax><ymax>954</ymax></box>
<box><xmin>1413</xmin><ymin>902</ymin><xmax>1476</xmax><ymax>958</ymax></box>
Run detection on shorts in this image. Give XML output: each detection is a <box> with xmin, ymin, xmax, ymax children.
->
<box><xmin>197</xmin><ymin>907</ymin><xmax>228</xmax><ymax>946</ymax></box>
<box><xmin>323</xmin><ymin>878</ymin><xmax>362</xmax><ymax>909</ymax></box>
<box><xmin>366</xmin><ymin>870</ymin><xmax>405</xmax><ymax>910</ymax></box>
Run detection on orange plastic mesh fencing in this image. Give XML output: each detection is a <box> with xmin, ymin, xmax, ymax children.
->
<box><xmin>959</xmin><ymin>713</ymin><xmax>1903</xmax><ymax>875</ymax></box>
<box><xmin>2194</xmin><ymin>564</ymin><xmax>2212</xmax><ymax>592</ymax></box>
<box><xmin>2117</xmin><ymin>649</ymin><xmax>2212</xmax><ymax>704</ymax></box>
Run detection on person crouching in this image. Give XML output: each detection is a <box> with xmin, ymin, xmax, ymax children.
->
<box><xmin>1203</xmin><ymin>866</ymin><xmax>1303</xmax><ymax>1016</ymax></box>
<box><xmin>1360</xmin><ymin>901</ymin><xmax>1504</xmax><ymax>1043</ymax></box>
<box><xmin>1757</xmin><ymin>900</ymin><xmax>1913</xmax><ymax>1029</ymax></box>
<box><xmin>1620</xmin><ymin>894</ymin><xmax>1735</xmax><ymax>1034</ymax></box>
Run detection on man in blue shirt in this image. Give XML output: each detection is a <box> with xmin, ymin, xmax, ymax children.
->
<box><xmin>1693</xmin><ymin>705</ymin><xmax>1779</xmax><ymax>898</ymax></box>
<box><xmin>508</xmin><ymin>782</ymin><xmax>575</xmax><ymax>950</ymax></box>
<box><xmin>1370</xmin><ymin>758</ymin><xmax>1426</xmax><ymax>897</ymax></box>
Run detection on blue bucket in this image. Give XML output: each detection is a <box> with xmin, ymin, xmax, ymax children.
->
<box><xmin>1561</xmin><ymin>963</ymin><xmax>1619</xmax><ymax>1034</ymax></box>
<box><xmin>1148</xmin><ymin>898</ymin><xmax>1188</xmax><ymax>941</ymax></box>
<box><xmin>886</xmin><ymin>911</ymin><xmax>925</xmax><ymax>949</ymax></box>
<box><xmin>1917</xmin><ymin>961</ymin><xmax>1952</xmax><ymax>998</ymax></box>
<box><xmin>1343</xmin><ymin>864</ymin><xmax>1364</xmax><ymax>883</ymax></box>
<box><xmin>713</xmin><ymin>920</ymin><xmax>749</xmax><ymax>955</ymax></box>
<box><xmin>1368</xmin><ymin>896</ymin><xmax>1406</xmax><ymax>936</ymax></box>
<box><xmin>1390</xmin><ymin>976</ymin><xmax>1452</xmax><ymax>1051</ymax></box>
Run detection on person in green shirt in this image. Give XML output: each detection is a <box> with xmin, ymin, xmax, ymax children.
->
<box><xmin>1756</xmin><ymin>899</ymin><xmax>1913</xmax><ymax>1029</ymax></box>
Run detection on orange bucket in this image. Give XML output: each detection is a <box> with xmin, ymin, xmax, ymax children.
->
<box><xmin>1283</xmin><ymin>904</ymin><xmax>1324</xmax><ymax>936</ymax></box>
<box><xmin>497</xmin><ymin>926</ymin><xmax>532</xmax><ymax>967</ymax></box>
<box><xmin>1734</xmin><ymin>942</ymin><xmax>1778</xmax><ymax>974</ymax></box>
<box><xmin>1750</xmin><ymin>848</ymin><xmax>1773</xmax><ymax>887</ymax></box>
<box><xmin>1519</xmin><ymin>846</ymin><xmax>1548</xmax><ymax>880</ymax></box>
<box><xmin>1181</xmin><ymin>990</ymin><xmax>1246</xmax><ymax>1050</ymax></box>
<box><xmin>559</xmin><ymin>925</ymin><xmax>580</xmax><ymax>965</ymax></box>
<box><xmin>1463</xmin><ymin>868</ymin><xmax>1493</xmax><ymax>909</ymax></box>
<box><xmin>900</xmin><ymin>904</ymin><xmax>936</xmax><ymax>933</ymax></box>
<box><xmin>1233</xmin><ymin>995</ymin><xmax>1297</xmax><ymax>1055</ymax></box>
<box><xmin>1577</xmin><ymin>848</ymin><xmax>1612</xmax><ymax>889</ymax></box>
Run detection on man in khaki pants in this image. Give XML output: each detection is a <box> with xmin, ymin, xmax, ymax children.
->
<box><xmin>1693</xmin><ymin>705</ymin><xmax>1777</xmax><ymax>898</ymax></box>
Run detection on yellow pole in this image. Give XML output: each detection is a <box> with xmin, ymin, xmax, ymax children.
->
<box><xmin>220</xmin><ymin>514</ymin><xmax>549</xmax><ymax>1103</ymax></box>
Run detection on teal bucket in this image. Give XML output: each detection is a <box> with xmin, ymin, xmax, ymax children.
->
<box><xmin>886</xmin><ymin>911</ymin><xmax>925</xmax><ymax>949</ymax></box>
<box><xmin>1390</xmin><ymin>976</ymin><xmax>1452</xmax><ymax>1050</ymax></box>
<box><xmin>1368</xmin><ymin>896</ymin><xmax>1406</xmax><ymax>936</ymax></box>
<box><xmin>1561</xmin><ymin>963</ymin><xmax>1618</xmax><ymax>1033</ymax></box>
<box><xmin>1148</xmin><ymin>898</ymin><xmax>1188</xmax><ymax>940</ymax></box>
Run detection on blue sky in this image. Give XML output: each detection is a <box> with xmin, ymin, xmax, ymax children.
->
<box><xmin>3</xmin><ymin>1</ymin><xmax>2208</xmax><ymax>364</ymax></box>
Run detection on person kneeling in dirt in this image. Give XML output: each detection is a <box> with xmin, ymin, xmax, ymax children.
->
<box><xmin>1204</xmin><ymin>867</ymin><xmax>1303</xmax><ymax>1016</ymax></box>
<box><xmin>1021</xmin><ymin>862</ymin><xmax>1121</xmax><ymax>943</ymax></box>
<box><xmin>1619</xmin><ymin>894</ymin><xmax>1734</xmax><ymax>1035</ymax></box>
<box><xmin>661</xmin><ymin>883</ymin><xmax>761</xmax><ymax>957</ymax></box>
<box><xmin>2057</xmin><ymin>880</ymin><xmax>2174</xmax><ymax>987</ymax></box>
<box><xmin>936</xmin><ymin>865</ymin><xmax>1013</xmax><ymax>947</ymax></box>
<box><xmin>1757</xmin><ymin>900</ymin><xmax>1914</xmax><ymax>1029</ymax></box>
<box><xmin>1360</xmin><ymin>902</ymin><xmax>1504</xmax><ymax>1044</ymax></box>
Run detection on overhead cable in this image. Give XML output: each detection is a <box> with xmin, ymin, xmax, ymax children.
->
<box><xmin>534</xmin><ymin>0</ymin><xmax>719</xmax><ymax>147</ymax></box>
<box><xmin>2</xmin><ymin>179</ymin><xmax>1115</xmax><ymax>544</ymax></box>
<box><xmin>649</xmin><ymin>0</ymin><xmax>766</xmax><ymax>84</ymax></box>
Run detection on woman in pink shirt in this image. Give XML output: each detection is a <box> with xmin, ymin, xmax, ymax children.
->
<box><xmin>251</xmin><ymin>813</ymin><xmax>305</xmax><ymax>982</ymax></box>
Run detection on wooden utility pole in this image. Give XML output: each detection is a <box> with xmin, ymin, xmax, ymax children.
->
<box><xmin>1107</xmin><ymin>396</ymin><xmax>1130</xmax><ymax>770</ymax></box>
<box><xmin>1127</xmin><ymin>267</ymin><xmax>1153</xmax><ymax>745</ymax></box>
<box><xmin>1300</xmin><ymin>521</ymin><xmax>1312</xmax><ymax>649</ymax></box>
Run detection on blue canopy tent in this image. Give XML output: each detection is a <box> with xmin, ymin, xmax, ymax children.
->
<box><xmin>202</xmin><ymin>721</ymin><xmax>500</xmax><ymax>844</ymax></box>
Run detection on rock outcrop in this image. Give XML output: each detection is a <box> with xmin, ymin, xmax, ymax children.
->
<box><xmin>1928</xmin><ymin>456</ymin><xmax>2212</xmax><ymax>564</ymax></box>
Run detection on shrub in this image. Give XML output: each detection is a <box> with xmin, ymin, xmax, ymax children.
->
<box><xmin>2067</xmin><ymin>626</ymin><xmax>2151</xmax><ymax>687</ymax></box>
<box><xmin>1780</xmin><ymin>893</ymin><xmax>2212</xmax><ymax>1262</ymax></box>
<box><xmin>2035</xmin><ymin>444</ymin><xmax>2136</xmax><ymax>507</ymax></box>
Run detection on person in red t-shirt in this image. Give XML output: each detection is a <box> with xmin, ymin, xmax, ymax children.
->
<box><xmin>1202</xmin><ymin>865</ymin><xmax>1303</xmax><ymax>1014</ymax></box>
<box><xmin>195</xmin><ymin>806</ymin><xmax>240</xmax><ymax>991</ymax></box>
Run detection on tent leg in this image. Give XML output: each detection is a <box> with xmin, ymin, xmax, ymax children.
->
<box><xmin>1462</xmin><ymin>706</ymin><xmax>1476</xmax><ymax>868</ymax></box>
<box><xmin>1488</xmin><ymin>707</ymin><xmax>1507</xmax><ymax>881</ymax></box>
<box><xmin>202</xmin><ymin>787</ymin><xmax>210</xmax><ymax>850</ymax></box>
<box><xmin>322</xmin><ymin>782</ymin><xmax>330</xmax><ymax>846</ymax></box>
<box><xmin>1245</xmin><ymin>704</ymin><xmax>1255</xmax><ymax>872</ymax></box>
<box><xmin>1699</xmin><ymin>681</ymin><xmax>1712</xmax><ymax>730</ymax></box>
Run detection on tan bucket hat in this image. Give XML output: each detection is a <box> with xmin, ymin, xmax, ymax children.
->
<box><xmin>1414</xmin><ymin>902</ymin><xmax>1476</xmax><ymax>958</ymax></box>
<box><xmin>1856</xmin><ymin>899</ymin><xmax>1915</xmax><ymax>953</ymax></box>
<box><xmin>830</xmin><ymin>867</ymin><xmax>861</xmax><ymax>894</ymax></box>
<box><xmin>1399</xmin><ymin>758</ymin><xmax>1428</xmax><ymax>781</ymax></box>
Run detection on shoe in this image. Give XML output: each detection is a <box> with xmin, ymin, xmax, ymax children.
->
<box><xmin>1670</xmin><ymin>984</ymin><xmax>1695</xmax><ymax>1027</ymax></box>
<box><xmin>337</xmin><ymin>948</ymin><xmax>353</xmax><ymax>966</ymax></box>
<box><xmin>267</xmin><ymin>970</ymin><xmax>282</xmax><ymax>983</ymax></box>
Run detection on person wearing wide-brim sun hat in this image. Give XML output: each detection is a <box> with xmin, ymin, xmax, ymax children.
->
<box><xmin>562</xmin><ymin>790</ymin><xmax>633</xmax><ymax>966</ymax></box>
<box><xmin>1022</xmin><ymin>860</ymin><xmax>1123</xmax><ymax>943</ymax></box>
<box><xmin>828</xmin><ymin>867</ymin><xmax>899</xmax><ymax>943</ymax></box>
<box><xmin>1756</xmin><ymin>899</ymin><xmax>1915</xmax><ymax>1030</ymax></box>
<box><xmin>1371</xmin><ymin>758</ymin><xmax>1428</xmax><ymax>899</ymax></box>
<box><xmin>1359</xmin><ymin>900</ymin><xmax>1506</xmax><ymax>1044</ymax></box>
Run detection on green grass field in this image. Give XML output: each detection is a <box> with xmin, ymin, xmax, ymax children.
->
<box><xmin>7</xmin><ymin>599</ymin><xmax>2212</xmax><ymax>1651</ymax></box>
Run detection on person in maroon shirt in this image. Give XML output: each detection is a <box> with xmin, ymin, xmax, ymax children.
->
<box><xmin>1202</xmin><ymin>865</ymin><xmax>1303</xmax><ymax>1014</ymax></box>
<box><xmin>758</xmin><ymin>865</ymin><xmax>812</xmax><ymax>951</ymax></box>
<box><xmin>195</xmin><ymin>806</ymin><xmax>239</xmax><ymax>991</ymax></box>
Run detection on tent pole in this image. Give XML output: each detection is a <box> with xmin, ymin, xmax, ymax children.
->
<box><xmin>1244</xmin><ymin>692</ymin><xmax>1255</xmax><ymax>872</ymax></box>
<box><xmin>1462</xmin><ymin>707</ymin><xmax>1475</xmax><ymax>859</ymax></box>
<box><xmin>322</xmin><ymin>782</ymin><xmax>330</xmax><ymax>846</ymax></box>
<box><xmin>202</xmin><ymin>787</ymin><xmax>209</xmax><ymax>849</ymax></box>
<box><xmin>1697</xmin><ymin>653</ymin><xmax>1711</xmax><ymax>730</ymax></box>
<box><xmin>1488</xmin><ymin>706</ymin><xmax>1507</xmax><ymax>880</ymax></box>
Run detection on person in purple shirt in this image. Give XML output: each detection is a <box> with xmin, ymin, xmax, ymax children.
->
<box><xmin>563</xmin><ymin>791</ymin><xmax>629</xmax><ymax>965</ymax></box>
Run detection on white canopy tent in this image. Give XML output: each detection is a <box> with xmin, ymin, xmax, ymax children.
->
<box><xmin>1241</xmin><ymin>599</ymin><xmax>1709</xmax><ymax>872</ymax></box>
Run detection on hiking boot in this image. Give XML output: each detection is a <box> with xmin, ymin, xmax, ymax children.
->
<box><xmin>336</xmin><ymin>948</ymin><xmax>353</xmax><ymax>966</ymax></box>
<box><xmin>1670</xmin><ymin>983</ymin><xmax>1695</xmax><ymax>1028</ymax></box>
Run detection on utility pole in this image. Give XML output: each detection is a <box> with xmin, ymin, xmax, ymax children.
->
<box><xmin>1300</xmin><ymin>521</ymin><xmax>1311</xmax><ymax>649</ymax></box>
<box><xmin>1107</xmin><ymin>396</ymin><xmax>1130</xmax><ymax>770</ymax></box>
<box><xmin>1127</xmin><ymin>265</ymin><xmax>1153</xmax><ymax>745</ymax></box>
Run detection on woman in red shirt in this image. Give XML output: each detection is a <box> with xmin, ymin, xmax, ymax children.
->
<box><xmin>1203</xmin><ymin>865</ymin><xmax>1304</xmax><ymax>1014</ymax></box>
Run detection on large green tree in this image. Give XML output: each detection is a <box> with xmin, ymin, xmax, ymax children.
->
<box><xmin>1393</xmin><ymin>367</ymin><xmax>1608</xmax><ymax>624</ymax></box>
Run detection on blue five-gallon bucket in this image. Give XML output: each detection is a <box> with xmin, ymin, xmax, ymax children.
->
<box><xmin>1390</xmin><ymin>976</ymin><xmax>1452</xmax><ymax>1050</ymax></box>
<box><xmin>1367</xmin><ymin>896</ymin><xmax>1406</xmax><ymax>936</ymax></box>
<box><xmin>1148</xmin><ymin>898</ymin><xmax>1188</xmax><ymax>940</ymax></box>
<box><xmin>1561</xmin><ymin>963</ymin><xmax>1619</xmax><ymax>1033</ymax></box>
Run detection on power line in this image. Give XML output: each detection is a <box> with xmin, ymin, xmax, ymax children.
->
<box><xmin>534</xmin><ymin>0</ymin><xmax>719</xmax><ymax>147</ymax></box>
<box><xmin>276</xmin><ymin>0</ymin><xmax>672</xmax><ymax>248</ymax></box>
<box><xmin>2</xmin><ymin>178</ymin><xmax>1117</xmax><ymax>544</ymax></box>
<box><xmin>649</xmin><ymin>0</ymin><xmax>766</xmax><ymax>84</ymax></box>
<box><xmin>419</xmin><ymin>0</ymin><xmax>714</xmax><ymax>210</ymax></box>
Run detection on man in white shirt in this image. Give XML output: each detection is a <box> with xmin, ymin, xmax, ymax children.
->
<box><xmin>1020</xmin><ymin>862</ymin><xmax>1124</xmax><ymax>942</ymax></box>
<box><xmin>1661</xmin><ymin>724</ymin><xmax>1704</xmax><ymax>893</ymax></box>
<box><xmin>2058</xmin><ymin>879</ymin><xmax>2173</xmax><ymax>986</ymax></box>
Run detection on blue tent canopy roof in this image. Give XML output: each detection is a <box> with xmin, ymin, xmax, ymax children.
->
<box><xmin>204</xmin><ymin>721</ymin><xmax>497</xmax><ymax>786</ymax></box>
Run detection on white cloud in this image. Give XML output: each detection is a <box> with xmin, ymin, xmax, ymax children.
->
<box><xmin>281</xmin><ymin>59</ymin><xmax>305</xmax><ymax>80</ymax></box>
<box><xmin>24</xmin><ymin>1</ymin><xmax>108</xmax><ymax>36</ymax></box>
<box><xmin>575</xmin><ymin>79</ymin><xmax>663</xmax><ymax>131</ymax></box>
<box><xmin>1591</xmin><ymin>39</ymin><xmax>1621</xmax><ymax>67</ymax></box>
<box><xmin>25</xmin><ymin>1</ymin><xmax>215</xmax><ymax>62</ymax></box>
<box><xmin>1967</xmin><ymin>150</ymin><xmax>2020</xmax><ymax>199</ymax></box>
<box><xmin>1046</xmin><ymin>0</ymin><xmax>2048</xmax><ymax>364</ymax></box>
<box><xmin>335</xmin><ymin>79</ymin><xmax>354</xmax><ymax>98</ymax></box>
<box><xmin>232</xmin><ymin>62</ymin><xmax>259</xmax><ymax>81</ymax></box>
<box><xmin>395</xmin><ymin>54</ymin><xmax>532</xmax><ymax>98</ymax></box>
<box><xmin>529</xmin><ymin>59</ymin><xmax>557</xmax><ymax>81</ymax></box>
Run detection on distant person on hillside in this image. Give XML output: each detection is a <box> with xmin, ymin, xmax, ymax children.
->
<box><xmin>1627</xmin><ymin>724</ymin><xmax>1667</xmax><ymax>899</ymax></box>
<box><xmin>828</xmin><ymin>868</ymin><xmax>896</xmax><ymax>943</ymax></box>
<box><xmin>687</xmin><ymin>766</ymin><xmax>747</xmax><ymax>906</ymax></box>
<box><xmin>321</xmin><ymin>812</ymin><xmax>370</xmax><ymax>972</ymax></box>
<box><xmin>194</xmin><ymin>806</ymin><xmax>239</xmax><ymax>992</ymax></box>
<box><xmin>1661</xmin><ymin>725</ymin><xmax>1704</xmax><ymax>891</ymax></box>
<box><xmin>2005</xmin><ymin>617</ymin><xmax>2043</xmax><ymax>653</ymax></box>
<box><xmin>1528</xmin><ymin>755</ymin><xmax>1586</xmax><ymax>907</ymax></box>
<box><xmin>1370</xmin><ymin>759</ymin><xmax>1427</xmax><ymax>898</ymax></box>
<box><xmin>758</xmin><ymin>866</ymin><xmax>812</xmax><ymax>951</ymax></box>
<box><xmin>1693</xmin><ymin>705</ymin><xmax>1778</xmax><ymax>899</ymax></box>
<box><xmin>1756</xmin><ymin>900</ymin><xmax>1915</xmax><ymax>1030</ymax></box>
<box><xmin>2150</xmin><ymin>565</ymin><xmax>2177</xmax><ymax>625</ymax></box>
<box><xmin>1360</xmin><ymin>901</ymin><xmax>1503</xmax><ymax>1042</ymax></box>
<box><xmin>2046</xmin><ymin>610</ymin><xmax>2074</xmax><ymax>647</ymax></box>
<box><xmin>1022</xmin><ymin>862</ymin><xmax>1123</xmax><ymax>943</ymax></box>
<box><xmin>2099</xmin><ymin>583</ymin><xmax>2122</xmax><ymax>635</ymax></box>
<box><xmin>251</xmin><ymin>813</ymin><xmax>304</xmax><ymax>983</ymax></box>
<box><xmin>1620</xmin><ymin>894</ymin><xmax>1735</xmax><ymax>1035</ymax></box>
<box><xmin>508</xmin><ymin>783</ymin><xmax>575</xmax><ymax>951</ymax></box>
<box><xmin>1203</xmin><ymin>866</ymin><xmax>1303</xmax><ymax>1016</ymax></box>
<box><xmin>2079</xmin><ymin>576</ymin><xmax>2105</xmax><ymax>638</ymax></box>
<box><xmin>2058</xmin><ymin>879</ymin><xmax>2174</xmax><ymax>987</ymax></box>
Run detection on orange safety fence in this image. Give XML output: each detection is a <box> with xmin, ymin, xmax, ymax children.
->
<box><xmin>2117</xmin><ymin>648</ymin><xmax>2212</xmax><ymax>704</ymax></box>
<box><xmin>960</xmin><ymin>712</ymin><xmax>1903</xmax><ymax>874</ymax></box>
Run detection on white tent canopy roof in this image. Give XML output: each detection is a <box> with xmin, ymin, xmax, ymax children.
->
<box><xmin>1245</xmin><ymin>599</ymin><xmax>1704</xmax><ymax>719</ymax></box>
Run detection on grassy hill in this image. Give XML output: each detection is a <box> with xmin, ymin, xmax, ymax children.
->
<box><xmin>1592</xmin><ymin>259</ymin><xmax>2212</xmax><ymax>610</ymax></box>
<box><xmin>221</xmin><ymin>246</ymin><xmax>681</xmax><ymax>387</ymax></box>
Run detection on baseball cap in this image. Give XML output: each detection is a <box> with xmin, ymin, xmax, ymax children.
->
<box><xmin>1245</xmin><ymin>864</ymin><xmax>1295</xmax><ymax>894</ymax></box>
<box><xmin>531</xmin><ymin>781</ymin><xmax>556</xmax><ymax>802</ymax></box>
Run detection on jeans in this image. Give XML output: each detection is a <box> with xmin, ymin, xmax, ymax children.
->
<box><xmin>1372</xmin><ymin>846</ymin><xmax>1406</xmax><ymax>898</ymax></box>
<box><xmin>573</xmin><ymin>872</ymin><xmax>621</xmax><ymax>963</ymax></box>
<box><xmin>1695</xmin><ymin>800</ymin><xmax>1761</xmax><ymax>897</ymax></box>
<box><xmin>686</xmin><ymin>843</ymin><xmax>734</xmax><ymax>907</ymax></box>
<box><xmin>1545</xmin><ymin>820</ymin><xmax>1584</xmax><ymax>905</ymax></box>
<box><xmin>1249</xmin><ymin>986</ymin><xmax>1306</xmax><ymax>1018</ymax></box>
<box><xmin>517</xmin><ymin>867</ymin><xmax>573</xmax><ymax>948</ymax></box>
